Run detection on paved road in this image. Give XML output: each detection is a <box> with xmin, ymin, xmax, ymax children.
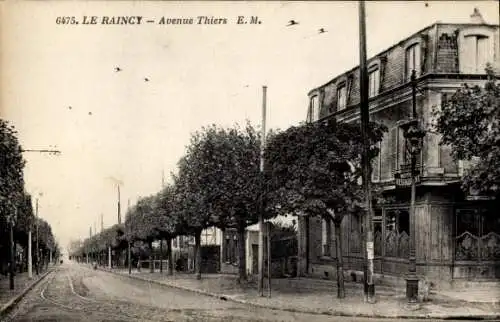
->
<box><xmin>3</xmin><ymin>262</ymin><xmax>469</xmax><ymax>322</ymax></box>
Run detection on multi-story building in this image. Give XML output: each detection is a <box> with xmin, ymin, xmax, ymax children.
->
<box><xmin>300</xmin><ymin>9</ymin><xmax>499</xmax><ymax>287</ymax></box>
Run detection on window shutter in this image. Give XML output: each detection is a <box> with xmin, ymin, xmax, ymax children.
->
<box><xmin>380</xmin><ymin>131</ymin><xmax>390</xmax><ymax>180</ymax></box>
<box><xmin>398</xmin><ymin>127</ymin><xmax>407</xmax><ymax>168</ymax></box>
<box><xmin>307</xmin><ymin>99</ymin><xmax>312</xmax><ymax>122</ymax></box>
<box><xmin>371</xmin><ymin>141</ymin><xmax>381</xmax><ymax>182</ymax></box>
<box><xmin>477</xmin><ymin>36</ymin><xmax>490</xmax><ymax>73</ymax></box>
<box><xmin>461</xmin><ymin>35</ymin><xmax>476</xmax><ymax>73</ymax></box>
<box><xmin>414</xmin><ymin>45</ymin><xmax>422</xmax><ymax>77</ymax></box>
<box><xmin>389</xmin><ymin>127</ymin><xmax>398</xmax><ymax>176</ymax></box>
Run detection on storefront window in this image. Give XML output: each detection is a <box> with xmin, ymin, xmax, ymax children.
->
<box><xmin>384</xmin><ymin>209</ymin><xmax>409</xmax><ymax>258</ymax></box>
<box><xmin>455</xmin><ymin>206</ymin><xmax>500</xmax><ymax>261</ymax></box>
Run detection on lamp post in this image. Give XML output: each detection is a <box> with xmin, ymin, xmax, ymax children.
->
<box><xmin>400</xmin><ymin>70</ymin><xmax>425</xmax><ymax>303</ymax></box>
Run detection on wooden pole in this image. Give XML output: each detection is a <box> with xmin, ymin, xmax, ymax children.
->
<box><xmin>258</xmin><ymin>85</ymin><xmax>267</xmax><ymax>297</ymax></box>
<box><xmin>35</xmin><ymin>199</ymin><xmax>39</xmax><ymax>275</ymax></box>
<box><xmin>28</xmin><ymin>230</ymin><xmax>32</xmax><ymax>279</ymax></box>
<box><xmin>9</xmin><ymin>220</ymin><xmax>15</xmax><ymax>290</ymax></box>
<box><xmin>117</xmin><ymin>185</ymin><xmax>121</xmax><ymax>225</ymax></box>
<box><xmin>128</xmin><ymin>241</ymin><xmax>132</xmax><ymax>274</ymax></box>
<box><xmin>359</xmin><ymin>0</ymin><xmax>375</xmax><ymax>303</ymax></box>
<box><xmin>267</xmin><ymin>222</ymin><xmax>271</xmax><ymax>298</ymax></box>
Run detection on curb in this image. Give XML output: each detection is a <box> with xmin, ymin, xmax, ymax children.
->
<box><xmin>0</xmin><ymin>269</ymin><xmax>53</xmax><ymax>319</ymax></box>
<box><xmin>97</xmin><ymin>267</ymin><xmax>500</xmax><ymax>320</ymax></box>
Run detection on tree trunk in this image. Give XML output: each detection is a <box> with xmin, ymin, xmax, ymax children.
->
<box><xmin>194</xmin><ymin>231</ymin><xmax>202</xmax><ymax>280</ymax></box>
<box><xmin>167</xmin><ymin>237</ymin><xmax>173</xmax><ymax>276</ymax></box>
<box><xmin>159</xmin><ymin>239</ymin><xmax>163</xmax><ymax>274</ymax></box>
<box><xmin>334</xmin><ymin>221</ymin><xmax>345</xmax><ymax>298</ymax></box>
<box><xmin>149</xmin><ymin>241</ymin><xmax>154</xmax><ymax>273</ymax></box>
<box><xmin>237</xmin><ymin>225</ymin><xmax>246</xmax><ymax>284</ymax></box>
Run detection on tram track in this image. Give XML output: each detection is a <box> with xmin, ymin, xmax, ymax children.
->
<box><xmin>38</xmin><ymin>269</ymin><xmax>148</xmax><ymax>321</ymax></box>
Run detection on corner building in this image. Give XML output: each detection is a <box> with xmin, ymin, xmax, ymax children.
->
<box><xmin>299</xmin><ymin>11</ymin><xmax>500</xmax><ymax>288</ymax></box>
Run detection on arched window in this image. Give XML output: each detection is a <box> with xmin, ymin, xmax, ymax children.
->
<box><xmin>368</xmin><ymin>67</ymin><xmax>380</xmax><ymax>98</ymax></box>
<box><xmin>310</xmin><ymin>95</ymin><xmax>320</xmax><ymax>121</ymax></box>
<box><xmin>337</xmin><ymin>83</ymin><xmax>347</xmax><ymax>110</ymax></box>
<box><xmin>405</xmin><ymin>43</ymin><xmax>421</xmax><ymax>81</ymax></box>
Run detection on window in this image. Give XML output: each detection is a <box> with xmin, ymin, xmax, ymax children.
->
<box><xmin>463</xmin><ymin>35</ymin><xmax>490</xmax><ymax>73</ymax></box>
<box><xmin>321</xmin><ymin>218</ymin><xmax>332</xmax><ymax>256</ymax></box>
<box><xmin>337</xmin><ymin>85</ymin><xmax>347</xmax><ymax>110</ymax></box>
<box><xmin>384</xmin><ymin>209</ymin><xmax>410</xmax><ymax>258</ymax></box>
<box><xmin>405</xmin><ymin>44</ymin><xmax>421</xmax><ymax>81</ymax></box>
<box><xmin>310</xmin><ymin>95</ymin><xmax>320</xmax><ymax>121</ymax></box>
<box><xmin>368</xmin><ymin>68</ymin><xmax>380</xmax><ymax>98</ymax></box>
<box><xmin>350</xmin><ymin>214</ymin><xmax>361</xmax><ymax>253</ymax></box>
<box><xmin>454</xmin><ymin>207</ymin><xmax>500</xmax><ymax>261</ymax></box>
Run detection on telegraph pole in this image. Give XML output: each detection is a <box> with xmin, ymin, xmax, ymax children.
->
<box><xmin>359</xmin><ymin>0</ymin><xmax>376</xmax><ymax>303</ymax></box>
<box><xmin>35</xmin><ymin>198</ymin><xmax>39</xmax><ymax>275</ymax></box>
<box><xmin>127</xmin><ymin>198</ymin><xmax>132</xmax><ymax>275</ymax></box>
<box><xmin>117</xmin><ymin>185</ymin><xmax>121</xmax><ymax>224</ymax></box>
<box><xmin>9</xmin><ymin>209</ymin><xmax>16</xmax><ymax>290</ymax></box>
<box><xmin>28</xmin><ymin>224</ymin><xmax>32</xmax><ymax>279</ymax></box>
<box><xmin>258</xmin><ymin>85</ymin><xmax>267</xmax><ymax>296</ymax></box>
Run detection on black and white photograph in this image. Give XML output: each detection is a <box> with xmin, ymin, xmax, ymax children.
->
<box><xmin>0</xmin><ymin>1</ymin><xmax>499</xmax><ymax>321</ymax></box>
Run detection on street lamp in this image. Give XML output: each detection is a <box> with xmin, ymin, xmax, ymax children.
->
<box><xmin>399</xmin><ymin>70</ymin><xmax>426</xmax><ymax>303</ymax></box>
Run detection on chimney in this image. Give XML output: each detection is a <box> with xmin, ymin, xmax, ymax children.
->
<box><xmin>470</xmin><ymin>8</ymin><xmax>485</xmax><ymax>24</ymax></box>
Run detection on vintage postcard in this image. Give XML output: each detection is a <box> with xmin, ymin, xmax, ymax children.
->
<box><xmin>1</xmin><ymin>1</ymin><xmax>499</xmax><ymax>321</ymax></box>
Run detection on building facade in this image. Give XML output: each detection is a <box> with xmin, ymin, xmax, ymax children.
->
<box><xmin>301</xmin><ymin>11</ymin><xmax>500</xmax><ymax>287</ymax></box>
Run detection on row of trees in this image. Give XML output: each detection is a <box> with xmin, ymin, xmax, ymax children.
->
<box><xmin>0</xmin><ymin>119</ymin><xmax>60</xmax><ymax>278</ymax></box>
<box><xmin>73</xmin><ymin>71</ymin><xmax>498</xmax><ymax>297</ymax></box>
<box><xmin>72</xmin><ymin>120</ymin><xmax>385</xmax><ymax>293</ymax></box>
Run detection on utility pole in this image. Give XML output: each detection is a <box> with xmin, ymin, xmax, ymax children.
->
<box><xmin>258</xmin><ymin>85</ymin><xmax>267</xmax><ymax>297</ymax></box>
<box><xmin>117</xmin><ymin>185</ymin><xmax>121</xmax><ymax>224</ymax></box>
<box><xmin>267</xmin><ymin>222</ymin><xmax>271</xmax><ymax>298</ymax></box>
<box><xmin>9</xmin><ymin>210</ymin><xmax>15</xmax><ymax>290</ymax></box>
<box><xmin>35</xmin><ymin>198</ymin><xmax>39</xmax><ymax>275</ymax></box>
<box><xmin>127</xmin><ymin>198</ymin><xmax>132</xmax><ymax>274</ymax></box>
<box><xmin>359</xmin><ymin>0</ymin><xmax>375</xmax><ymax>303</ymax></box>
<box><xmin>28</xmin><ymin>225</ymin><xmax>32</xmax><ymax>279</ymax></box>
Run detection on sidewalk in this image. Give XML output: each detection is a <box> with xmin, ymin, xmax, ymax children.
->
<box><xmin>0</xmin><ymin>268</ymin><xmax>52</xmax><ymax>317</ymax></box>
<box><xmin>102</xmin><ymin>267</ymin><xmax>500</xmax><ymax>319</ymax></box>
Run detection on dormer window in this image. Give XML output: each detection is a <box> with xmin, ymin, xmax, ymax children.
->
<box><xmin>463</xmin><ymin>34</ymin><xmax>490</xmax><ymax>74</ymax></box>
<box><xmin>405</xmin><ymin>43</ymin><xmax>421</xmax><ymax>81</ymax></box>
<box><xmin>310</xmin><ymin>95</ymin><xmax>320</xmax><ymax>121</ymax></box>
<box><xmin>368</xmin><ymin>67</ymin><xmax>380</xmax><ymax>98</ymax></box>
<box><xmin>337</xmin><ymin>84</ymin><xmax>347</xmax><ymax>110</ymax></box>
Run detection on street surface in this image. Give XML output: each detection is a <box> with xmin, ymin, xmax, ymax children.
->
<box><xmin>2</xmin><ymin>262</ymin><xmax>472</xmax><ymax>322</ymax></box>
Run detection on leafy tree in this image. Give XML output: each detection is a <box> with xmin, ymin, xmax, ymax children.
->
<box><xmin>174</xmin><ymin>123</ymin><xmax>263</xmax><ymax>282</ymax></box>
<box><xmin>173</xmin><ymin>157</ymin><xmax>212</xmax><ymax>280</ymax></box>
<box><xmin>264</xmin><ymin>119</ymin><xmax>385</xmax><ymax>298</ymax></box>
<box><xmin>0</xmin><ymin>119</ymin><xmax>25</xmax><ymax>225</ymax></box>
<box><xmin>35</xmin><ymin>218</ymin><xmax>57</xmax><ymax>268</ymax></box>
<box><xmin>433</xmin><ymin>66</ymin><xmax>500</xmax><ymax>198</ymax></box>
<box><xmin>155</xmin><ymin>185</ymin><xmax>180</xmax><ymax>275</ymax></box>
<box><xmin>124</xmin><ymin>195</ymin><xmax>160</xmax><ymax>272</ymax></box>
<box><xmin>0</xmin><ymin>120</ymin><xmax>26</xmax><ymax>272</ymax></box>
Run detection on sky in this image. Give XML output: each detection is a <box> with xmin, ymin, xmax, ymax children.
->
<box><xmin>1</xmin><ymin>1</ymin><xmax>498</xmax><ymax>252</ymax></box>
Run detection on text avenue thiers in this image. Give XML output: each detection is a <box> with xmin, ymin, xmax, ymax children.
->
<box><xmin>77</xmin><ymin>15</ymin><xmax>261</xmax><ymax>25</ymax></box>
